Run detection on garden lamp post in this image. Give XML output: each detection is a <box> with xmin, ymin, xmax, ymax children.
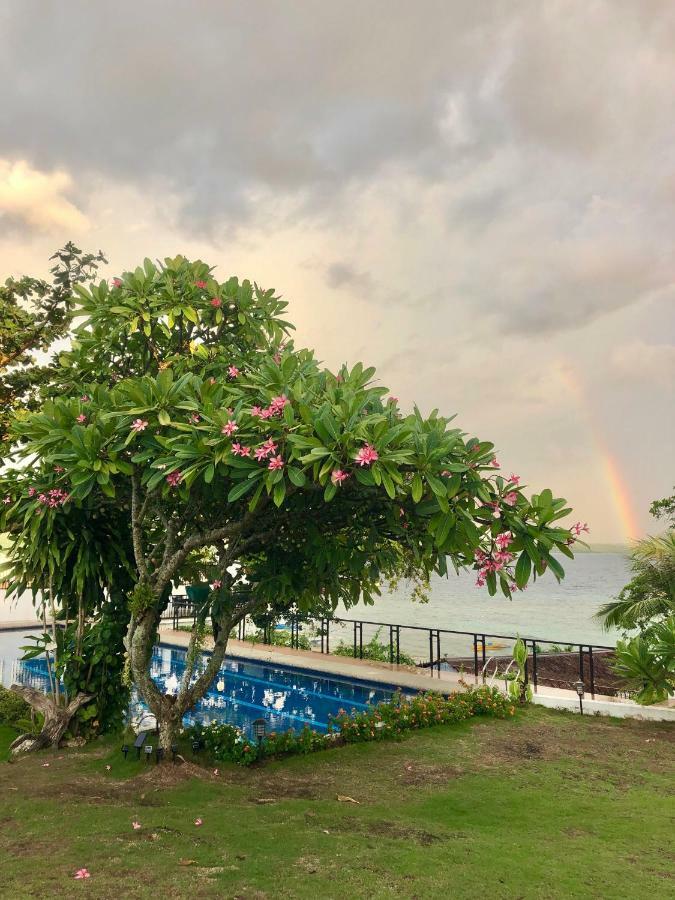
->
<box><xmin>144</xmin><ymin>744</ymin><xmax>153</xmax><ymax>763</ymax></box>
<box><xmin>573</xmin><ymin>679</ymin><xmax>585</xmax><ymax>716</ymax></box>
<box><xmin>121</xmin><ymin>744</ymin><xmax>129</xmax><ymax>760</ymax></box>
<box><xmin>253</xmin><ymin>718</ymin><xmax>267</xmax><ymax>757</ymax></box>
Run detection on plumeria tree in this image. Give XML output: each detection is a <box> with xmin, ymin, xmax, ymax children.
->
<box><xmin>3</xmin><ymin>256</ymin><xmax>579</xmax><ymax>751</ymax></box>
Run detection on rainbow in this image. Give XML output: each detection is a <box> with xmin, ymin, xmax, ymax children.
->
<box><xmin>557</xmin><ymin>363</ymin><xmax>640</xmax><ymax>542</ymax></box>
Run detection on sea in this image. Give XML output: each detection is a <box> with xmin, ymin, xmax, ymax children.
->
<box><xmin>1</xmin><ymin>551</ymin><xmax>629</xmax><ymax>683</ymax></box>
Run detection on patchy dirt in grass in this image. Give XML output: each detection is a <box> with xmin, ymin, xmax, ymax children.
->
<box><xmin>330</xmin><ymin>815</ymin><xmax>447</xmax><ymax>846</ymax></box>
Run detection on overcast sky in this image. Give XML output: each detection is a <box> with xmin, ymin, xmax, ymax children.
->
<box><xmin>1</xmin><ymin>1</ymin><xmax>673</xmax><ymax>543</ymax></box>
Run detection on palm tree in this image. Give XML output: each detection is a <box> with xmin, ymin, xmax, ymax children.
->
<box><xmin>596</xmin><ymin>532</ymin><xmax>675</xmax><ymax>632</ymax></box>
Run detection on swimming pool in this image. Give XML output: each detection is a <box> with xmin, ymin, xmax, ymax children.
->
<box><xmin>138</xmin><ymin>644</ymin><xmax>402</xmax><ymax>736</ymax></box>
<box><xmin>10</xmin><ymin>642</ymin><xmax>405</xmax><ymax>738</ymax></box>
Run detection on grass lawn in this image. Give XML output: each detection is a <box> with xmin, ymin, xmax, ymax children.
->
<box><xmin>0</xmin><ymin>708</ymin><xmax>673</xmax><ymax>899</ymax></box>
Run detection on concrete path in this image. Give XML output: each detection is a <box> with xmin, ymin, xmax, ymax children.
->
<box><xmin>158</xmin><ymin>626</ymin><xmax>675</xmax><ymax>722</ymax></box>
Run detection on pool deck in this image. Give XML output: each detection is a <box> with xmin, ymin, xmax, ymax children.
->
<box><xmin>158</xmin><ymin>626</ymin><xmax>675</xmax><ymax>721</ymax></box>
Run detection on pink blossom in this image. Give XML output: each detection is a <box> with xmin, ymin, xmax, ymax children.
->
<box><xmin>210</xmin><ymin>297</ymin><xmax>222</xmax><ymax>307</ymax></box>
<box><xmin>80</xmin><ymin>395</ymin><xmax>90</xmax><ymax>403</ymax></box>
<box><xmin>3</xmin><ymin>495</ymin><xmax>11</xmax><ymax>504</ymax></box>
<box><xmin>570</xmin><ymin>521</ymin><xmax>590</xmax><ymax>537</ymax></box>
<box><xmin>355</xmin><ymin>443</ymin><xmax>379</xmax><ymax>466</ymax></box>
<box><xmin>212</xmin><ymin>580</ymin><xmax>222</xmax><ymax>589</ymax></box>
<box><xmin>387</xmin><ymin>396</ymin><xmax>398</xmax><ymax>404</ymax></box>
<box><xmin>336</xmin><ymin>374</ymin><xmax>343</xmax><ymax>383</ymax></box>
<box><xmin>503</xmin><ymin>492</ymin><xmax>518</xmax><ymax>507</ymax></box>
<box><xmin>475</xmin><ymin>575</ymin><xmax>486</xmax><ymax>588</ymax></box>
<box><xmin>228</xmin><ymin>365</ymin><xmax>240</xmax><ymax>378</ymax></box>
<box><xmin>254</xmin><ymin>447</ymin><xmax>269</xmax><ymax>461</ymax></box>
<box><xmin>231</xmin><ymin>443</ymin><xmax>251</xmax><ymax>457</ymax></box>
<box><xmin>273</xmin><ymin>352</ymin><xmax>282</xmax><ymax>364</ymax></box>
<box><xmin>221</xmin><ymin>420</ymin><xmax>239</xmax><ymax>436</ymax></box>
<box><xmin>269</xmin><ymin>394</ymin><xmax>289</xmax><ymax>414</ymax></box>
<box><xmin>166</xmin><ymin>471</ymin><xmax>182</xmax><ymax>487</ymax></box>
<box><xmin>131</xmin><ymin>418</ymin><xmax>148</xmax><ymax>432</ymax></box>
<box><xmin>28</xmin><ymin>487</ymin><xmax>36</xmax><ymax>497</ymax></box>
<box><xmin>268</xmin><ymin>455</ymin><xmax>284</xmax><ymax>470</ymax></box>
<box><xmin>250</xmin><ymin>406</ymin><xmax>263</xmax><ymax>417</ymax></box>
<box><xmin>194</xmin><ymin>818</ymin><xmax>203</xmax><ymax>827</ymax></box>
<box><xmin>112</xmin><ymin>277</ymin><xmax>123</xmax><ymax>288</ymax></box>
<box><xmin>54</xmin><ymin>465</ymin><xmax>65</xmax><ymax>473</ymax></box>
<box><xmin>194</xmin><ymin>280</ymin><xmax>207</xmax><ymax>289</ymax></box>
<box><xmin>74</xmin><ymin>868</ymin><xmax>91</xmax><ymax>879</ymax></box>
<box><xmin>262</xmin><ymin>438</ymin><xmax>278</xmax><ymax>454</ymax></box>
<box><xmin>260</xmin><ymin>407</ymin><xmax>273</xmax><ymax>419</ymax></box>
<box><xmin>507</xmin><ymin>473</ymin><xmax>520</xmax><ymax>485</ymax></box>
<box><xmin>495</xmin><ymin>531</ymin><xmax>513</xmax><ymax>551</ymax></box>
<box><xmin>76</xmin><ymin>414</ymin><xmax>87</xmax><ymax>424</ymax></box>
<box><xmin>132</xmin><ymin>821</ymin><xmax>141</xmax><ymax>830</ymax></box>
<box><xmin>491</xmin><ymin>457</ymin><xmax>500</xmax><ymax>468</ymax></box>
<box><xmin>331</xmin><ymin>470</ymin><xmax>349</xmax><ymax>485</ymax></box>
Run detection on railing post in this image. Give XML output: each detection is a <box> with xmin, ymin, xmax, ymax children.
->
<box><xmin>326</xmin><ymin>619</ymin><xmax>330</xmax><ymax>654</ymax></box>
<box><xmin>359</xmin><ymin>622</ymin><xmax>363</xmax><ymax>658</ymax></box>
<box><xmin>436</xmin><ymin>630</ymin><xmax>441</xmax><ymax>675</ymax></box>
<box><xmin>389</xmin><ymin>625</ymin><xmax>394</xmax><ymax>664</ymax></box>
<box><xmin>532</xmin><ymin>640</ymin><xmax>538</xmax><ymax>692</ymax></box>
<box><xmin>353</xmin><ymin>621</ymin><xmax>357</xmax><ymax>658</ymax></box>
<box><xmin>429</xmin><ymin>630</ymin><xmax>434</xmax><ymax>671</ymax></box>
<box><xmin>578</xmin><ymin>645</ymin><xmax>584</xmax><ymax>686</ymax></box>
<box><xmin>395</xmin><ymin>626</ymin><xmax>400</xmax><ymax>665</ymax></box>
<box><xmin>589</xmin><ymin>646</ymin><xmax>595</xmax><ymax>699</ymax></box>
<box><xmin>473</xmin><ymin>634</ymin><xmax>478</xmax><ymax>678</ymax></box>
<box><xmin>481</xmin><ymin>634</ymin><xmax>486</xmax><ymax>669</ymax></box>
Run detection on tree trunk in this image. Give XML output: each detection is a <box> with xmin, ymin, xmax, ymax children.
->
<box><xmin>9</xmin><ymin>684</ymin><xmax>92</xmax><ymax>756</ymax></box>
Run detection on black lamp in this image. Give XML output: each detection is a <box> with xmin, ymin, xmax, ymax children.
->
<box><xmin>144</xmin><ymin>744</ymin><xmax>153</xmax><ymax>763</ymax></box>
<box><xmin>573</xmin><ymin>679</ymin><xmax>585</xmax><ymax>716</ymax></box>
<box><xmin>253</xmin><ymin>718</ymin><xmax>267</xmax><ymax>754</ymax></box>
<box><xmin>121</xmin><ymin>744</ymin><xmax>129</xmax><ymax>760</ymax></box>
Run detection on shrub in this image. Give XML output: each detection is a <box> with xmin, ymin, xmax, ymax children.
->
<box><xmin>185</xmin><ymin>686</ymin><xmax>514</xmax><ymax>766</ymax></box>
<box><xmin>333</xmin><ymin>627</ymin><xmax>417</xmax><ymax>666</ymax></box>
<box><xmin>0</xmin><ymin>684</ymin><xmax>32</xmax><ymax>729</ymax></box>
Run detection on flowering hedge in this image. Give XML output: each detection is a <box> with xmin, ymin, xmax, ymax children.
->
<box><xmin>186</xmin><ymin>686</ymin><xmax>515</xmax><ymax>767</ymax></box>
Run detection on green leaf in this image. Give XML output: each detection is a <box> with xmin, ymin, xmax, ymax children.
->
<box><xmin>411</xmin><ymin>473</ymin><xmax>423</xmax><ymax>503</ymax></box>
<box><xmin>158</xmin><ymin>410</ymin><xmax>171</xmax><ymax>426</ymax></box>
<box><xmin>287</xmin><ymin>467</ymin><xmax>306</xmax><ymax>488</ymax></box>
<box><xmin>204</xmin><ymin>464</ymin><xmax>215</xmax><ymax>484</ymax></box>
<box><xmin>273</xmin><ymin>479</ymin><xmax>286</xmax><ymax>507</ymax></box>
<box><xmin>515</xmin><ymin>551</ymin><xmax>532</xmax><ymax>589</ymax></box>
<box><xmin>228</xmin><ymin>478</ymin><xmax>258</xmax><ymax>503</ymax></box>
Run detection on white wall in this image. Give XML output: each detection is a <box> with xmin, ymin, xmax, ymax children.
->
<box><xmin>0</xmin><ymin>588</ymin><xmax>42</xmax><ymax>625</ymax></box>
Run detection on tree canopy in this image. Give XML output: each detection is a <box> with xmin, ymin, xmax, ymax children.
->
<box><xmin>1</xmin><ymin>254</ymin><xmax>579</xmax><ymax>748</ymax></box>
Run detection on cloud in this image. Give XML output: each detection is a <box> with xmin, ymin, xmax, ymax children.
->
<box><xmin>610</xmin><ymin>340</ymin><xmax>675</xmax><ymax>384</ymax></box>
<box><xmin>0</xmin><ymin>159</ymin><xmax>89</xmax><ymax>232</ymax></box>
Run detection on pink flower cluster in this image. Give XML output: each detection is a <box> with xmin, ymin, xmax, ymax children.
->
<box><xmin>112</xmin><ymin>278</ymin><xmax>123</xmax><ymax>288</ymax></box>
<box><xmin>231</xmin><ymin>443</ymin><xmax>251</xmax><ymax>457</ymax></box>
<box><xmin>194</xmin><ymin>280</ymin><xmax>207</xmax><ymax>289</ymax></box>
<box><xmin>570</xmin><ymin>521</ymin><xmax>589</xmax><ymax>537</ymax></box>
<box><xmin>250</xmin><ymin>395</ymin><xmax>289</xmax><ymax>420</ymax></box>
<box><xmin>221</xmin><ymin>420</ymin><xmax>239</xmax><ymax>436</ymax></box>
<box><xmin>503</xmin><ymin>491</ymin><xmax>518</xmax><ymax>507</ymax></box>
<box><xmin>268</xmin><ymin>455</ymin><xmax>284</xmax><ymax>470</ymax></box>
<box><xmin>475</xmin><ymin>531</ymin><xmax>515</xmax><ymax>587</ymax></box>
<box><xmin>37</xmin><ymin>488</ymin><xmax>69</xmax><ymax>508</ymax></box>
<box><xmin>131</xmin><ymin>418</ymin><xmax>148</xmax><ymax>432</ymax></box>
<box><xmin>210</xmin><ymin>297</ymin><xmax>222</xmax><ymax>307</ymax></box>
<box><xmin>76</xmin><ymin>414</ymin><xmax>87</xmax><ymax>424</ymax></box>
<box><xmin>166</xmin><ymin>471</ymin><xmax>182</xmax><ymax>487</ymax></box>
<box><xmin>331</xmin><ymin>469</ymin><xmax>349</xmax><ymax>485</ymax></box>
<box><xmin>3</xmin><ymin>495</ymin><xmax>11</xmax><ymax>504</ymax></box>
<box><xmin>254</xmin><ymin>438</ymin><xmax>278</xmax><ymax>462</ymax></box>
<box><xmin>355</xmin><ymin>443</ymin><xmax>378</xmax><ymax>466</ymax></box>
<box><xmin>228</xmin><ymin>365</ymin><xmax>240</xmax><ymax>378</ymax></box>
<box><xmin>212</xmin><ymin>580</ymin><xmax>222</xmax><ymax>589</ymax></box>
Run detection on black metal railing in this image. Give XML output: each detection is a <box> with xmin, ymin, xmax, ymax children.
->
<box><xmin>159</xmin><ymin>596</ymin><xmax>616</xmax><ymax>699</ymax></box>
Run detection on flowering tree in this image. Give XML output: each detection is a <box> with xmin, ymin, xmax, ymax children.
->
<box><xmin>3</xmin><ymin>256</ymin><xmax>579</xmax><ymax>751</ymax></box>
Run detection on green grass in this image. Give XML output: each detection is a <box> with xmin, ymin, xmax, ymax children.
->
<box><xmin>0</xmin><ymin>708</ymin><xmax>673</xmax><ymax>898</ymax></box>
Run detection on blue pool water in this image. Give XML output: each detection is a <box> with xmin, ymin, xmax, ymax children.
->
<box><xmin>10</xmin><ymin>644</ymin><xmax>403</xmax><ymax>738</ymax></box>
<box><xmin>138</xmin><ymin>644</ymin><xmax>400</xmax><ymax>736</ymax></box>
